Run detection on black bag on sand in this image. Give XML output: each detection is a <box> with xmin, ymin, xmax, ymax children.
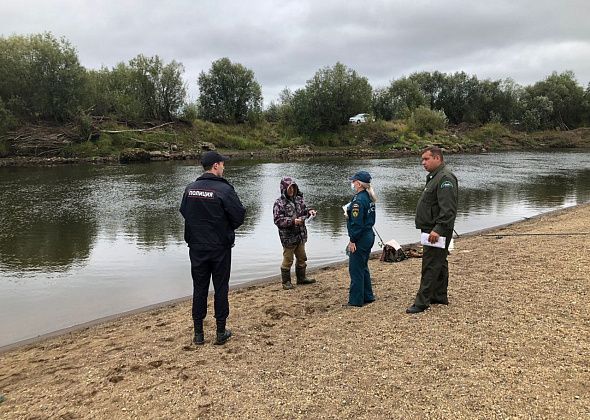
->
<box><xmin>373</xmin><ymin>228</ymin><xmax>408</xmax><ymax>263</ymax></box>
<box><xmin>380</xmin><ymin>244</ymin><xmax>407</xmax><ymax>263</ymax></box>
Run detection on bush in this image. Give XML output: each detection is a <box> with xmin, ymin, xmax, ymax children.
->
<box><xmin>73</xmin><ymin>110</ymin><xmax>93</xmax><ymax>141</ymax></box>
<box><xmin>0</xmin><ymin>98</ymin><xmax>19</xmax><ymax>134</ymax></box>
<box><xmin>407</xmin><ymin>106</ymin><xmax>448</xmax><ymax>135</ymax></box>
<box><xmin>478</xmin><ymin>122</ymin><xmax>510</xmax><ymax>141</ymax></box>
<box><xmin>179</xmin><ymin>102</ymin><xmax>198</xmax><ymax>122</ymax></box>
<box><xmin>0</xmin><ymin>139</ymin><xmax>9</xmax><ymax>157</ymax></box>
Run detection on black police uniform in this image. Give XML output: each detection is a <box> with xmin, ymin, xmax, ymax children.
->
<box><xmin>414</xmin><ymin>163</ymin><xmax>458</xmax><ymax>309</ymax></box>
<box><xmin>179</xmin><ymin>172</ymin><xmax>246</xmax><ymax>334</ymax></box>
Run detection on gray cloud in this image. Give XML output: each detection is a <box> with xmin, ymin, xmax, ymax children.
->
<box><xmin>2</xmin><ymin>0</ymin><xmax>589</xmax><ymax>105</ymax></box>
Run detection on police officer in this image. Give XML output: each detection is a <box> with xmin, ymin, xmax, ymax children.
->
<box><xmin>180</xmin><ymin>151</ymin><xmax>246</xmax><ymax>344</ymax></box>
<box><xmin>345</xmin><ymin>171</ymin><xmax>377</xmax><ymax>307</ymax></box>
<box><xmin>406</xmin><ymin>146</ymin><xmax>458</xmax><ymax>314</ymax></box>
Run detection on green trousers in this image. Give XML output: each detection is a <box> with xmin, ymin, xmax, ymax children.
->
<box><xmin>414</xmin><ymin>235</ymin><xmax>451</xmax><ymax>308</ymax></box>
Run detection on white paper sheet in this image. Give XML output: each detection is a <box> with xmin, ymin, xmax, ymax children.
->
<box><xmin>420</xmin><ymin>232</ymin><xmax>446</xmax><ymax>248</ymax></box>
<box><xmin>342</xmin><ymin>202</ymin><xmax>350</xmax><ymax>217</ymax></box>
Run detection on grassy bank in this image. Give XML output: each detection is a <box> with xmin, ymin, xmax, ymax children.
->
<box><xmin>1</xmin><ymin>119</ymin><xmax>590</xmax><ymax>164</ymax></box>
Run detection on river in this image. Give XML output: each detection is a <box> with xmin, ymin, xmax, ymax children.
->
<box><xmin>1</xmin><ymin>150</ymin><xmax>589</xmax><ymax>347</ymax></box>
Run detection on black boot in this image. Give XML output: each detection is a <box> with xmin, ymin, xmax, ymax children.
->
<box><xmin>193</xmin><ymin>320</ymin><xmax>204</xmax><ymax>345</ymax></box>
<box><xmin>281</xmin><ymin>268</ymin><xmax>294</xmax><ymax>290</ymax></box>
<box><xmin>215</xmin><ymin>329</ymin><xmax>232</xmax><ymax>345</ymax></box>
<box><xmin>214</xmin><ymin>320</ymin><xmax>232</xmax><ymax>345</ymax></box>
<box><xmin>295</xmin><ymin>267</ymin><xmax>316</xmax><ymax>285</ymax></box>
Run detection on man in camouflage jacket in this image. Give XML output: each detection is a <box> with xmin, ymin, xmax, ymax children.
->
<box><xmin>273</xmin><ymin>177</ymin><xmax>317</xmax><ymax>289</ymax></box>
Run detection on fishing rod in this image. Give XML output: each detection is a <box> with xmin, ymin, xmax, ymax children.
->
<box><xmin>481</xmin><ymin>232</ymin><xmax>589</xmax><ymax>237</ymax></box>
<box><xmin>373</xmin><ymin>227</ymin><xmax>386</xmax><ymax>247</ymax></box>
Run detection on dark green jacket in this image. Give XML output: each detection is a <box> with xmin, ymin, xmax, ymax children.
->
<box><xmin>415</xmin><ymin>163</ymin><xmax>458</xmax><ymax>236</ymax></box>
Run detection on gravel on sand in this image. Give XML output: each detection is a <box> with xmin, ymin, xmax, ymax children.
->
<box><xmin>1</xmin><ymin>204</ymin><xmax>589</xmax><ymax>419</ymax></box>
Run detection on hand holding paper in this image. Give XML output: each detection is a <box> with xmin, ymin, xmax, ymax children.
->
<box><xmin>420</xmin><ymin>232</ymin><xmax>446</xmax><ymax>248</ymax></box>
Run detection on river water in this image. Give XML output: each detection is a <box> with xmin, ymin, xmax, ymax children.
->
<box><xmin>1</xmin><ymin>150</ymin><xmax>589</xmax><ymax>346</ymax></box>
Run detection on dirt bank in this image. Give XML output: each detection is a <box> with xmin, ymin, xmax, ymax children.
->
<box><xmin>0</xmin><ymin>204</ymin><xmax>589</xmax><ymax>419</ymax></box>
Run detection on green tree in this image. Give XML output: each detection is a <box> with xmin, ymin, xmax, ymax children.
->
<box><xmin>83</xmin><ymin>63</ymin><xmax>143</xmax><ymax>121</ymax></box>
<box><xmin>520</xmin><ymin>95</ymin><xmax>554</xmax><ymax>131</ymax></box>
<box><xmin>523</xmin><ymin>71</ymin><xmax>585</xmax><ymax>129</ymax></box>
<box><xmin>435</xmin><ymin>72</ymin><xmax>481</xmax><ymax>124</ymax></box>
<box><xmin>197</xmin><ymin>57</ymin><xmax>262</xmax><ymax>124</ymax></box>
<box><xmin>372</xmin><ymin>87</ymin><xmax>395</xmax><ymax>121</ymax></box>
<box><xmin>290</xmin><ymin>62</ymin><xmax>372</xmax><ymax>134</ymax></box>
<box><xmin>382</xmin><ymin>77</ymin><xmax>428</xmax><ymax>120</ymax></box>
<box><xmin>129</xmin><ymin>55</ymin><xmax>187</xmax><ymax>121</ymax></box>
<box><xmin>408</xmin><ymin>71</ymin><xmax>446</xmax><ymax>110</ymax></box>
<box><xmin>0</xmin><ymin>97</ymin><xmax>18</xmax><ymax>134</ymax></box>
<box><xmin>584</xmin><ymin>83</ymin><xmax>590</xmax><ymax>125</ymax></box>
<box><xmin>263</xmin><ymin>101</ymin><xmax>281</xmax><ymax>123</ymax></box>
<box><xmin>264</xmin><ymin>87</ymin><xmax>294</xmax><ymax>124</ymax></box>
<box><xmin>83</xmin><ymin>55</ymin><xmax>186</xmax><ymax>122</ymax></box>
<box><xmin>470</xmin><ymin>78</ymin><xmax>521</xmax><ymax>124</ymax></box>
<box><xmin>0</xmin><ymin>32</ymin><xmax>85</xmax><ymax>122</ymax></box>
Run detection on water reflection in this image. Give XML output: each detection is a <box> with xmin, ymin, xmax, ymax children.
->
<box><xmin>0</xmin><ymin>166</ymin><xmax>98</xmax><ymax>272</ymax></box>
<box><xmin>1</xmin><ymin>153</ymin><xmax>589</xmax><ymax>274</ymax></box>
<box><xmin>522</xmin><ymin>169</ymin><xmax>590</xmax><ymax>207</ymax></box>
<box><xmin>226</xmin><ymin>161</ymin><xmax>264</xmax><ymax>233</ymax></box>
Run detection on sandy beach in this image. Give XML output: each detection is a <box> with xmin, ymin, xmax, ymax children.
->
<box><xmin>1</xmin><ymin>203</ymin><xmax>589</xmax><ymax>419</ymax></box>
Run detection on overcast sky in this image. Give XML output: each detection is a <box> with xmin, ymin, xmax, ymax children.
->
<box><xmin>2</xmin><ymin>0</ymin><xmax>590</xmax><ymax>105</ymax></box>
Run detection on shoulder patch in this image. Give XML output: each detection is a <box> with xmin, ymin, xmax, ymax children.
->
<box><xmin>440</xmin><ymin>180</ymin><xmax>453</xmax><ymax>189</ymax></box>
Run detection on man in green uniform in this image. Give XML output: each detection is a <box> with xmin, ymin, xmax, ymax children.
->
<box><xmin>407</xmin><ymin>146</ymin><xmax>458</xmax><ymax>314</ymax></box>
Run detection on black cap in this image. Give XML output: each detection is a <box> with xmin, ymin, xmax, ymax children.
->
<box><xmin>349</xmin><ymin>170</ymin><xmax>371</xmax><ymax>183</ymax></box>
<box><xmin>201</xmin><ymin>151</ymin><xmax>229</xmax><ymax>168</ymax></box>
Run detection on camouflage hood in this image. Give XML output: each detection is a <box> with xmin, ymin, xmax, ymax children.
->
<box><xmin>279</xmin><ymin>177</ymin><xmax>303</xmax><ymax>199</ymax></box>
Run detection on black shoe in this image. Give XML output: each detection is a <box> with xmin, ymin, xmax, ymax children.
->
<box><xmin>406</xmin><ymin>305</ymin><xmax>426</xmax><ymax>314</ymax></box>
<box><xmin>214</xmin><ymin>329</ymin><xmax>232</xmax><ymax>345</ymax></box>
<box><xmin>282</xmin><ymin>281</ymin><xmax>294</xmax><ymax>290</ymax></box>
<box><xmin>364</xmin><ymin>299</ymin><xmax>376</xmax><ymax>305</ymax></box>
<box><xmin>431</xmin><ymin>299</ymin><xmax>449</xmax><ymax>305</ymax></box>
<box><xmin>342</xmin><ymin>303</ymin><xmax>362</xmax><ymax>308</ymax></box>
<box><xmin>193</xmin><ymin>332</ymin><xmax>205</xmax><ymax>345</ymax></box>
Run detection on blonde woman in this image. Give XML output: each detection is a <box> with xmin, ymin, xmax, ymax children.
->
<box><xmin>345</xmin><ymin>171</ymin><xmax>377</xmax><ymax>307</ymax></box>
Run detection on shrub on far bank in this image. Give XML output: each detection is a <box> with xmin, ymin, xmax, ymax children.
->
<box><xmin>0</xmin><ymin>138</ymin><xmax>9</xmax><ymax>157</ymax></box>
<box><xmin>407</xmin><ymin>106</ymin><xmax>448</xmax><ymax>135</ymax></box>
<box><xmin>62</xmin><ymin>137</ymin><xmax>115</xmax><ymax>158</ymax></box>
<box><xmin>468</xmin><ymin>122</ymin><xmax>511</xmax><ymax>144</ymax></box>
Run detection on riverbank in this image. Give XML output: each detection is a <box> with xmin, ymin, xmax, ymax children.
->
<box><xmin>2</xmin><ymin>121</ymin><xmax>590</xmax><ymax>167</ymax></box>
<box><xmin>1</xmin><ymin>204</ymin><xmax>589</xmax><ymax>418</ymax></box>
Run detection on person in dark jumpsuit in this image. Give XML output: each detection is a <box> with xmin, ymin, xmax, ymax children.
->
<box><xmin>179</xmin><ymin>151</ymin><xmax>246</xmax><ymax>344</ymax></box>
<box><xmin>345</xmin><ymin>171</ymin><xmax>377</xmax><ymax>307</ymax></box>
<box><xmin>406</xmin><ymin>146</ymin><xmax>458</xmax><ymax>314</ymax></box>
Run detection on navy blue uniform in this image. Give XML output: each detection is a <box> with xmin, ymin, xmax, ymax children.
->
<box><xmin>346</xmin><ymin>190</ymin><xmax>376</xmax><ymax>306</ymax></box>
<box><xmin>180</xmin><ymin>173</ymin><xmax>245</xmax><ymax>329</ymax></box>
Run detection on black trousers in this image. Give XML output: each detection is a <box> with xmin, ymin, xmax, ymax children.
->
<box><xmin>414</xmin><ymin>233</ymin><xmax>451</xmax><ymax>308</ymax></box>
<box><xmin>189</xmin><ymin>247</ymin><xmax>232</xmax><ymax>324</ymax></box>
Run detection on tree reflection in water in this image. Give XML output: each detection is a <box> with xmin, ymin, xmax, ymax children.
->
<box><xmin>0</xmin><ymin>166</ymin><xmax>98</xmax><ymax>272</ymax></box>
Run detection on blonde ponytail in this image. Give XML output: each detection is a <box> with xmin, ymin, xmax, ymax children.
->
<box><xmin>358</xmin><ymin>181</ymin><xmax>378</xmax><ymax>203</ymax></box>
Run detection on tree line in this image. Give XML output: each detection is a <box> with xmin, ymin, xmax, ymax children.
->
<box><xmin>1</xmin><ymin>32</ymin><xmax>590</xmax><ymax>139</ymax></box>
